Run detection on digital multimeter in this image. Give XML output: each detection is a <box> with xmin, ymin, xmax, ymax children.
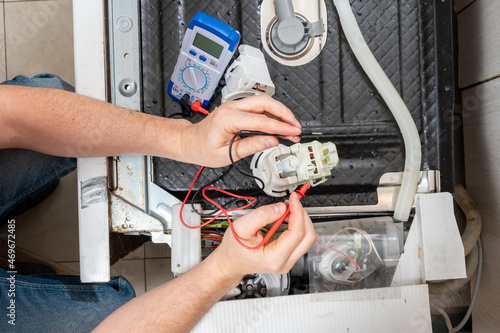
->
<box><xmin>167</xmin><ymin>12</ymin><xmax>241</xmax><ymax>108</ymax></box>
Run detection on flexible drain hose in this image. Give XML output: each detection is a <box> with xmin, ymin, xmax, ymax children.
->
<box><xmin>333</xmin><ymin>0</ymin><xmax>422</xmax><ymax>221</ymax></box>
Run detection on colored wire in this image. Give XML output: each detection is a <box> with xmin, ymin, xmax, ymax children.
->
<box><xmin>343</xmin><ymin>227</ymin><xmax>383</xmax><ymax>263</ymax></box>
<box><xmin>342</xmin><ymin>229</ymin><xmax>359</xmax><ymax>259</ymax></box>
<box><xmin>202</xmin><ymin>183</ymin><xmax>309</xmax><ymax>250</ymax></box>
<box><xmin>200</xmin><ymin>230</ymin><xmax>224</xmax><ymax>237</ymax></box>
<box><xmin>190</xmin><ymin>166</ymin><xmax>236</xmax><ymax>217</ymax></box>
<box><xmin>229</xmin><ymin>132</ymin><xmax>265</xmax><ymax>191</ymax></box>
<box><xmin>180</xmin><ymin>170</ymin><xmax>309</xmax><ymax>250</ymax></box>
<box><xmin>316</xmin><ymin>243</ymin><xmax>360</xmax><ymax>271</ymax></box>
<box><xmin>204</xmin><ymin>222</ymin><xmax>278</xmax><ymax>240</ymax></box>
<box><xmin>180</xmin><ymin>166</ymin><xmax>258</xmax><ymax>230</ymax></box>
<box><xmin>326</xmin><ymin>226</ymin><xmax>383</xmax><ymax>263</ymax></box>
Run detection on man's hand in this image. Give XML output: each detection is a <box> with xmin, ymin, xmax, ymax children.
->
<box><xmin>180</xmin><ymin>95</ymin><xmax>302</xmax><ymax>168</ymax></box>
<box><xmin>206</xmin><ymin>192</ymin><xmax>317</xmax><ymax>281</ymax></box>
<box><xmin>94</xmin><ymin>193</ymin><xmax>316</xmax><ymax>333</ymax></box>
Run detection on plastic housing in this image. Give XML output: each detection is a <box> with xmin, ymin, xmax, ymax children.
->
<box><xmin>308</xmin><ymin>217</ymin><xmax>401</xmax><ymax>293</ymax></box>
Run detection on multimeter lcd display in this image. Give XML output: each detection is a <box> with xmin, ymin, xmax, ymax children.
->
<box><xmin>193</xmin><ymin>33</ymin><xmax>224</xmax><ymax>59</ymax></box>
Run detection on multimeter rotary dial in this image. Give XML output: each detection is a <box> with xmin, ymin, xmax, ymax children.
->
<box><xmin>181</xmin><ymin>66</ymin><xmax>207</xmax><ymax>91</ymax></box>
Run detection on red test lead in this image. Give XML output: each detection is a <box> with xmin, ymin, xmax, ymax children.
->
<box><xmin>180</xmin><ymin>169</ymin><xmax>310</xmax><ymax>250</ymax></box>
<box><xmin>191</xmin><ymin>101</ymin><xmax>209</xmax><ymax>115</ymax></box>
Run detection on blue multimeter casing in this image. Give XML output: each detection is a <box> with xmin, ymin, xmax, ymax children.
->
<box><xmin>167</xmin><ymin>12</ymin><xmax>241</xmax><ymax>108</ymax></box>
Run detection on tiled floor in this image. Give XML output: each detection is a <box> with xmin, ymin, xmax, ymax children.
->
<box><xmin>0</xmin><ymin>0</ymin><xmax>174</xmax><ymax>297</ymax></box>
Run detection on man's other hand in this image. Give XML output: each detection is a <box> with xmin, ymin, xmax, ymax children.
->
<box><xmin>206</xmin><ymin>192</ymin><xmax>317</xmax><ymax>281</ymax></box>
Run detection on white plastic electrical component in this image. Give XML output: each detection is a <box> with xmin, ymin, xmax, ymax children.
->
<box><xmin>291</xmin><ymin>141</ymin><xmax>339</xmax><ymax>184</ymax></box>
<box><xmin>221</xmin><ymin>45</ymin><xmax>275</xmax><ymax>102</ymax></box>
<box><xmin>251</xmin><ymin>140</ymin><xmax>339</xmax><ymax>197</ymax></box>
<box><xmin>318</xmin><ymin>244</ymin><xmax>357</xmax><ymax>283</ymax></box>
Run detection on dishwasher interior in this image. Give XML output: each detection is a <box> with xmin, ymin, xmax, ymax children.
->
<box><xmin>103</xmin><ymin>0</ymin><xmax>459</xmax><ymax>329</ymax></box>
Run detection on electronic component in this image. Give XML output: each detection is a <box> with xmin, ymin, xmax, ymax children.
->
<box><xmin>167</xmin><ymin>12</ymin><xmax>240</xmax><ymax>108</ymax></box>
<box><xmin>230</xmin><ymin>273</ymin><xmax>290</xmax><ymax>299</ymax></box>
<box><xmin>221</xmin><ymin>45</ymin><xmax>275</xmax><ymax>102</ymax></box>
<box><xmin>251</xmin><ymin>140</ymin><xmax>339</xmax><ymax>197</ymax></box>
<box><xmin>309</xmin><ymin>217</ymin><xmax>401</xmax><ymax>293</ymax></box>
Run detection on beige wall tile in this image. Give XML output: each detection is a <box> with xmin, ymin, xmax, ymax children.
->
<box><xmin>455</xmin><ymin>0</ymin><xmax>476</xmax><ymax>12</ymax></box>
<box><xmin>462</xmin><ymin>77</ymin><xmax>500</xmax><ymax>332</ymax></box>
<box><xmin>458</xmin><ymin>0</ymin><xmax>500</xmax><ymax>88</ymax></box>
<box><xmin>59</xmin><ymin>261</ymin><xmax>80</xmax><ymax>273</ymax></box>
<box><xmin>4</xmin><ymin>0</ymin><xmax>74</xmax><ymax>85</ymax></box>
<box><xmin>111</xmin><ymin>259</ymin><xmax>146</xmax><ymax>296</ymax></box>
<box><xmin>123</xmin><ymin>243</ymin><xmax>145</xmax><ymax>260</ymax></box>
<box><xmin>145</xmin><ymin>241</ymin><xmax>171</xmax><ymax>259</ymax></box>
<box><xmin>0</xmin><ymin>3</ymin><xmax>6</xmax><ymax>82</ymax></box>
<box><xmin>145</xmin><ymin>258</ymin><xmax>174</xmax><ymax>291</ymax></box>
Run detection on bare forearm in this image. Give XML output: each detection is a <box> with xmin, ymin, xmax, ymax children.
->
<box><xmin>0</xmin><ymin>85</ymin><xmax>190</xmax><ymax>160</ymax></box>
<box><xmin>94</xmin><ymin>255</ymin><xmax>241</xmax><ymax>332</ymax></box>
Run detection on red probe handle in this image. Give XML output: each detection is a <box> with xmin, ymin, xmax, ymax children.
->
<box><xmin>261</xmin><ymin>183</ymin><xmax>310</xmax><ymax>245</ymax></box>
<box><xmin>191</xmin><ymin>100</ymin><xmax>209</xmax><ymax>115</ymax></box>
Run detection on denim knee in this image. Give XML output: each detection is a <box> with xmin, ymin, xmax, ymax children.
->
<box><xmin>1</xmin><ymin>73</ymin><xmax>75</xmax><ymax>92</ymax></box>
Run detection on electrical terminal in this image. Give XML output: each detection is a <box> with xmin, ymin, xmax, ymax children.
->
<box><xmin>251</xmin><ymin>140</ymin><xmax>339</xmax><ymax>197</ymax></box>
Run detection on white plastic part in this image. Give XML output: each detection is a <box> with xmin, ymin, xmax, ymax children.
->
<box><xmin>221</xmin><ymin>45</ymin><xmax>275</xmax><ymax>102</ymax></box>
<box><xmin>251</xmin><ymin>141</ymin><xmax>339</xmax><ymax>197</ymax></box>
<box><xmin>333</xmin><ymin>0</ymin><xmax>421</xmax><ymax>222</ymax></box>
<box><xmin>74</xmin><ymin>0</ymin><xmax>110</xmax><ymax>283</ymax></box>
<box><xmin>277</xmin><ymin>155</ymin><xmax>300</xmax><ymax>173</ymax></box>
<box><xmin>318</xmin><ymin>244</ymin><xmax>356</xmax><ymax>283</ymax></box>
<box><xmin>171</xmin><ymin>203</ymin><xmax>202</xmax><ymax>277</ymax></box>
<box><xmin>193</xmin><ymin>285</ymin><xmax>432</xmax><ymax>332</ymax></box>
<box><xmin>391</xmin><ymin>193</ymin><xmax>467</xmax><ymax>287</ymax></box>
<box><xmin>251</xmin><ymin>144</ymin><xmax>299</xmax><ymax>197</ymax></box>
<box><xmin>416</xmin><ymin>193</ymin><xmax>466</xmax><ymax>282</ymax></box>
<box><xmin>290</xmin><ymin>141</ymin><xmax>339</xmax><ymax>185</ymax></box>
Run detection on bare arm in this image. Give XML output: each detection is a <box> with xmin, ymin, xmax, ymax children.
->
<box><xmin>93</xmin><ymin>193</ymin><xmax>316</xmax><ymax>332</ymax></box>
<box><xmin>0</xmin><ymin>86</ymin><xmax>301</xmax><ymax>167</ymax></box>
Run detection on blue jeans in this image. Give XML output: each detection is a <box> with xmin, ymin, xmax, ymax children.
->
<box><xmin>0</xmin><ymin>270</ymin><xmax>135</xmax><ymax>332</ymax></box>
<box><xmin>0</xmin><ymin>74</ymin><xmax>136</xmax><ymax>332</ymax></box>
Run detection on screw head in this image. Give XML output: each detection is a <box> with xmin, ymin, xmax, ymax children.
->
<box><xmin>116</xmin><ymin>16</ymin><xmax>133</xmax><ymax>32</ymax></box>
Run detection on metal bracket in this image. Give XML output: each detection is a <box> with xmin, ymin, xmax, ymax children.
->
<box><xmin>108</xmin><ymin>0</ymin><xmax>180</xmax><ymax>244</ymax></box>
<box><xmin>110</xmin><ymin>192</ymin><xmax>165</xmax><ymax>233</ymax></box>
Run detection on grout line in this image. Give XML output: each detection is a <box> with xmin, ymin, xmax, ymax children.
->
<box><xmin>456</xmin><ymin>0</ymin><xmax>476</xmax><ymax>14</ymax></box>
<box><xmin>460</xmin><ymin>73</ymin><xmax>500</xmax><ymax>92</ymax></box>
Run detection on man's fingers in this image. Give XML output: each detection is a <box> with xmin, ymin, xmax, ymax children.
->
<box><xmin>230</xmin><ymin>136</ymin><xmax>279</xmax><ymax>161</ymax></box>
<box><xmin>283</xmin><ymin>209</ymin><xmax>317</xmax><ymax>270</ymax></box>
<box><xmin>228</xmin><ymin>112</ymin><xmax>301</xmax><ymax>138</ymax></box>
<box><xmin>233</xmin><ymin>202</ymin><xmax>287</xmax><ymax>239</ymax></box>
<box><xmin>270</xmin><ymin>192</ymin><xmax>308</xmax><ymax>261</ymax></box>
<box><xmin>231</xmin><ymin>95</ymin><xmax>301</xmax><ymax>129</ymax></box>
